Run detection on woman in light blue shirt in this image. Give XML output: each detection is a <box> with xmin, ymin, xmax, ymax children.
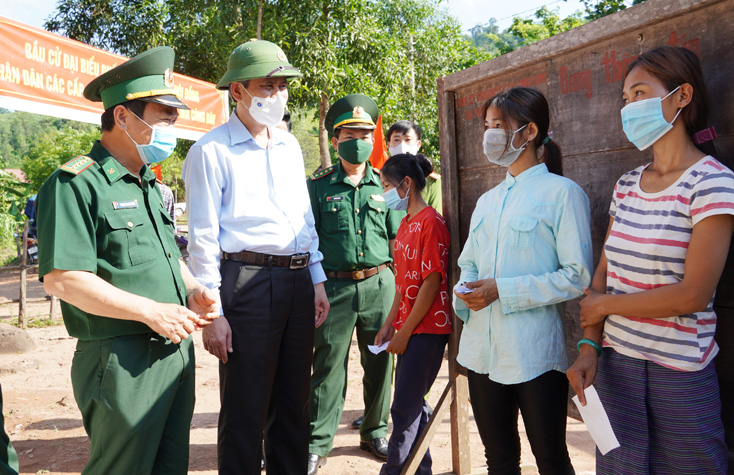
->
<box><xmin>453</xmin><ymin>87</ymin><xmax>592</xmax><ymax>474</ymax></box>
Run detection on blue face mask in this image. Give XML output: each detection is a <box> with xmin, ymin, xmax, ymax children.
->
<box><xmin>383</xmin><ymin>179</ymin><xmax>410</xmax><ymax>211</ymax></box>
<box><xmin>620</xmin><ymin>85</ymin><xmax>683</xmax><ymax>151</ymax></box>
<box><xmin>126</xmin><ymin>112</ymin><xmax>178</xmax><ymax>165</ymax></box>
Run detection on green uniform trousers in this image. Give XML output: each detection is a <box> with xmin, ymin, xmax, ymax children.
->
<box><xmin>309</xmin><ymin>268</ymin><xmax>395</xmax><ymax>456</ymax></box>
<box><xmin>71</xmin><ymin>334</ymin><xmax>195</xmax><ymax>475</ymax></box>
<box><xmin>0</xmin><ymin>383</ymin><xmax>19</xmax><ymax>475</ymax></box>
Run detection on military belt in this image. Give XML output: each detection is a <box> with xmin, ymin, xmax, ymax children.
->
<box><xmin>325</xmin><ymin>264</ymin><xmax>389</xmax><ymax>281</ymax></box>
<box><xmin>222</xmin><ymin>250</ymin><xmax>310</xmax><ymax>269</ymax></box>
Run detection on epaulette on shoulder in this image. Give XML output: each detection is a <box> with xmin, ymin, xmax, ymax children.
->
<box><xmin>309</xmin><ymin>165</ymin><xmax>336</xmax><ymax>181</ymax></box>
<box><xmin>59</xmin><ymin>155</ymin><xmax>94</xmax><ymax>175</ymax></box>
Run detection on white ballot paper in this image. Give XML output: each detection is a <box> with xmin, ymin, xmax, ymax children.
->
<box><xmin>368</xmin><ymin>342</ymin><xmax>390</xmax><ymax>354</ymax></box>
<box><xmin>572</xmin><ymin>385</ymin><xmax>620</xmax><ymax>455</ymax></box>
<box><xmin>455</xmin><ymin>284</ymin><xmax>474</xmax><ymax>294</ymax></box>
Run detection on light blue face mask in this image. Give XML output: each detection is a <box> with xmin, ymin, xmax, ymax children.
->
<box><xmin>126</xmin><ymin>112</ymin><xmax>178</xmax><ymax>165</ymax></box>
<box><xmin>620</xmin><ymin>85</ymin><xmax>683</xmax><ymax>151</ymax></box>
<box><xmin>383</xmin><ymin>178</ymin><xmax>410</xmax><ymax>211</ymax></box>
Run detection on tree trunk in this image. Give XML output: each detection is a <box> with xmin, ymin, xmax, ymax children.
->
<box><xmin>18</xmin><ymin>219</ymin><xmax>28</xmax><ymax>329</ymax></box>
<box><xmin>256</xmin><ymin>0</ymin><xmax>263</xmax><ymax>39</ymax></box>
<box><xmin>319</xmin><ymin>92</ymin><xmax>331</xmax><ymax>170</ymax></box>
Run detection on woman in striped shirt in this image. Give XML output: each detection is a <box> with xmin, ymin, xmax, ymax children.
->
<box><xmin>567</xmin><ymin>46</ymin><xmax>733</xmax><ymax>473</ymax></box>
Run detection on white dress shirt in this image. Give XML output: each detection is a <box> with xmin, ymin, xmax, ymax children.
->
<box><xmin>182</xmin><ymin>112</ymin><xmax>325</xmax><ymax>308</ymax></box>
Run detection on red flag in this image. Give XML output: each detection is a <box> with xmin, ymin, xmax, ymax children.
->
<box><xmin>151</xmin><ymin>164</ymin><xmax>163</xmax><ymax>182</ymax></box>
<box><xmin>368</xmin><ymin>115</ymin><xmax>389</xmax><ymax>170</ymax></box>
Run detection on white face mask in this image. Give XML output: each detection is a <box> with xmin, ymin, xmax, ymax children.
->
<box><xmin>389</xmin><ymin>142</ymin><xmax>420</xmax><ymax>157</ymax></box>
<box><xmin>382</xmin><ymin>179</ymin><xmax>410</xmax><ymax>211</ymax></box>
<box><xmin>243</xmin><ymin>87</ymin><xmax>287</xmax><ymax>127</ymax></box>
<box><xmin>482</xmin><ymin>125</ymin><xmax>528</xmax><ymax>167</ymax></box>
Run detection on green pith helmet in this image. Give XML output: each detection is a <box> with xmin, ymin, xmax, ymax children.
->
<box><xmin>84</xmin><ymin>46</ymin><xmax>188</xmax><ymax>110</ymax></box>
<box><xmin>325</xmin><ymin>94</ymin><xmax>379</xmax><ymax>138</ymax></box>
<box><xmin>216</xmin><ymin>39</ymin><xmax>302</xmax><ymax>89</ymax></box>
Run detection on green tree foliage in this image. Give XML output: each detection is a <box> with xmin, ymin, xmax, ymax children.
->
<box><xmin>21</xmin><ymin>127</ymin><xmax>101</xmax><ymax>194</ymax></box>
<box><xmin>0</xmin><ymin>112</ymin><xmax>96</xmax><ymax>248</ymax></box>
<box><xmin>465</xmin><ymin>6</ymin><xmax>586</xmax><ymax>54</ymax></box>
<box><xmin>0</xmin><ymin>171</ymin><xmax>33</xmax><ymax>250</ymax></box>
<box><xmin>466</xmin><ymin>19</ymin><xmax>522</xmax><ymax>57</ymax></box>
<box><xmin>465</xmin><ymin>1</ymin><xmax>647</xmax><ymax>55</ymax></box>
<box><xmin>370</xmin><ymin>0</ymin><xmax>486</xmax><ymax>163</ymax></box>
<box><xmin>509</xmin><ymin>6</ymin><xmax>585</xmax><ymax>46</ymax></box>
<box><xmin>0</xmin><ymin>110</ymin><xmax>96</xmax><ymax>168</ymax></box>
<box><xmin>45</xmin><ymin>0</ymin><xmax>487</xmax><ymax>168</ymax></box>
<box><xmin>45</xmin><ymin>0</ymin><xmax>170</xmax><ymax>58</ymax></box>
<box><xmin>582</xmin><ymin>0</ymin><xmax>647</xmax><ymax>21</ymax></box>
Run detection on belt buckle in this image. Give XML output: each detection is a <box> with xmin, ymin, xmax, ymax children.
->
<box><xmin>289</xmin><ymin>254</ymin><xmax>308</xmax><ymax>269</ymax></box>
<box><xmin>352</xmin><ymin>269</ymin><xmax>365</xmax><ymax>280</ymax></box>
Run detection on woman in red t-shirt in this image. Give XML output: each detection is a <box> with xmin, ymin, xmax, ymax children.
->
<box><xmin>374</xmin><ymin>153</ymin><xmax>451</xmax><ymax>475</ymax></box>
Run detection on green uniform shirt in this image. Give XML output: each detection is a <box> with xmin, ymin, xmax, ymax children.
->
<box><xmin>36</xmin><ymin>141</ymin><xmax>186</xmax><ymax>340</ymax></box>
<box><xmin>422</xmin><ymin>173</ymin><xmax>443</xmax><ymax>215</ymax></box>
<box><xmin>307</xmin><ymin>162</ymin><xmax>403</xmax><ymax>272</ymax></box>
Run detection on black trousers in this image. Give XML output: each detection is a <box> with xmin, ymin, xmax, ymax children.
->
<box><xmin>467</xmin><ymin>369</ymin><xmax>575</xmax><ymax>475</ymax></box>
<box><xmin>217</xmin><ymin>261</ymin><xmax>315</xmax><ymax>475</ymax></box>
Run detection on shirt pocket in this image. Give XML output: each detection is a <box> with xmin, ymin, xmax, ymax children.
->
<box><xmin>158</xmin><ymin>208</ymin><xmax>181</xmax><ymax>258</ymax></box>
<box><xmin>365</xmin><ymin>197</ymin><xmax>388</xmax><ymax>240</ymax></box>
<box><xmin>104</xmin><ymin>210</ymin><xmax>158</xmax><ymax>268</ymax></box>
<box><xmin>320</xmin><ymin>200</ymin><xmax>350</xmax><ymax>233</ymax></box>
<box><xmin>470</xmin><ymin>213</ymin><xmax>485</xmax><ymax>247</ymax></box>
<box><xmin>507</xmin><ymin>215</ymin><xmax>538</xmax><ymax>250</ymax></box>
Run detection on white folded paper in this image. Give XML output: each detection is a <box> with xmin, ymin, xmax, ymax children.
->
<box><xmin>367</xmin><ymin>342</ymin><xmax>390</xmax><ymax>354</ymax></box>
<box><xmin>572</xmin><ymin>385</ymin><xmax>620</xmax><ymax>455</ymax></box>
<box><xmin>455</xmin><ymin>284</ymin><xmax>474</xmax><ymax>294</ymax></box>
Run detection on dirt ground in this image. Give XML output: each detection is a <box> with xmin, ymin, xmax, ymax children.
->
<box><xmin>0</xmin><ymin>271</ymin><xmax>597</xmax><ymax>474</ymax></box>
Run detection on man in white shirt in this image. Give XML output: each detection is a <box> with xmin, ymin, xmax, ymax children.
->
<box><xmin>182</xmin><ymin>39</ymin><xmax>330</xmax><ymax>474</ymax></box>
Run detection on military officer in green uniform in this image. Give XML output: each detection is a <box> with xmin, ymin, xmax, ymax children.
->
<box><xmin>306</xmin><ymin>94</ymin><xmax>403</xmax><ymax>474</ymax></box>
<box><xmin>36</xmin><ymin>47</ymin><xmax>218</xmax><ymax>475</ymax></box>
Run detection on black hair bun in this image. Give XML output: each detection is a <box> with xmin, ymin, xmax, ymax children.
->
<box><xmin>415</xmin><ymin>153</ymin><xmax>434</xmax><ymax>177</ymax></box>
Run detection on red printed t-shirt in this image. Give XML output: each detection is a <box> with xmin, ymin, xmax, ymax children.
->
<box><xmin>392</xmin><ymin>206</ymin><xmax>452</xmax><ymax>335</ymax></box>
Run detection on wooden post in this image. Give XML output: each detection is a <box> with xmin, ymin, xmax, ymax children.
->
<box><xmin>50</xmin><ymin>295</ymin><xmax>58</xmax><ymax>319</ymax></box>
<box><xmin>18</xmin><ymin>218</ymin><xmax>28</xmax><ymax>329</ymax></box>
<box><xmin>438</xmin><ymin>85</ymin><xmax>473</xmax><ymax>475</ymax></box>
<box><xmin>400</xmin><ymin>383</ymin><xmax>454</xmax><ymax>475</ymax></box>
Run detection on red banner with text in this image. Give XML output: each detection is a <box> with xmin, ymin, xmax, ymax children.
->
<box><xmin>0</xmin><ymin>16</ymin><xmax>228</xmax><ymax>140</ymax></box>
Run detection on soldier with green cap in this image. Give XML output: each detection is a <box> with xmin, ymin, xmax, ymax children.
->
<box><xmin>182</xmin><ymin>39</ymin><xmax>329</xmax><ymax>474</ymax></box>
<box><xmin>305</xmin><ymin>94</ymin><xmax>403</xmax><ymax>474</ymax></box>
<box><xmin>35</xmin><ymin>46</ymin><xmax>219</xmax><ymax>474</ymax></box>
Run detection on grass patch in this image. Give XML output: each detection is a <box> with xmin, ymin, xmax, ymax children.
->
<box><xmin>0</xmin><ymin>251</ymin><xmax>19</xmax><ymax>267</ymax></box>
<box><xmin>7</xmin><ymin>316</ymin><xmax>63</xmax><ymax>328</ymax></box>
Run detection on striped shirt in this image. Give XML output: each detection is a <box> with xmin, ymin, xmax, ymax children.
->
<box><xmin>603</xmin><ymin>156</ymin><xmax>734</xmax><ymax>371</ymax></box>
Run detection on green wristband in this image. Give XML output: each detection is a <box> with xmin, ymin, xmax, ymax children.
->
<box><xmin>577</xmin><ymin>338</ymin><xmax>602</xmax><ymax>357</ymax></box>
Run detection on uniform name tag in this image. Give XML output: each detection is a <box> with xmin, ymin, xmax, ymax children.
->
<box><xmin>326</xmin><ymin>195</ymin><xmax>345</xmax><ymax>202</ymax></box>
<box><xmin>113</xmin><ymin>200</ymin><xmax>139</xmax><ymax>210</ymax></box>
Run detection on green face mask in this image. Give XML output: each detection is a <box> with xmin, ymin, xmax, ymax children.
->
<box><xmin>338</xmin><ymin>138</ymin><xmax>373</xmax><ymax>164</ymax></box>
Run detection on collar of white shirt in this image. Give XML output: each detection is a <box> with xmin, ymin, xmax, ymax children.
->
<box><xmin>226</xmin><ymin>110</ymin><xmax>287</xmax><ymax>148</ymax></box>
<box><xmin>504</xmin><ymin>162</ymin><xmax>548</xmax><ymax>186</ymax></box>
